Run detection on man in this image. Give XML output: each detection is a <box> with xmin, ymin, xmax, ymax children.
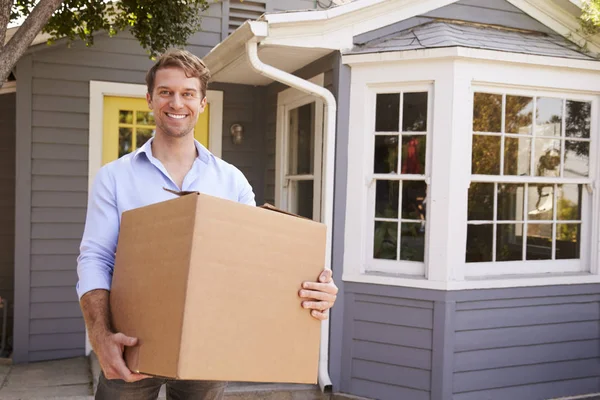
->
<box><xmin>76</xmin><ymin>49</ymin><xmax>338</xmax><ymax>400</ymax></box>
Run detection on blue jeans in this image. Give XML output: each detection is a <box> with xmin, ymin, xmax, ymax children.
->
<box><xmin>95</xmin><ymin>372</ymin><xmax>228</xmax><ymax>400</ymax></box>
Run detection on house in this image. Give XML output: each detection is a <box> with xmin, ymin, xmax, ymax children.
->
<box><xmin>2</xmin><ymin>0</ymin><xmax>600</xmax><ymax>399</ymax></box>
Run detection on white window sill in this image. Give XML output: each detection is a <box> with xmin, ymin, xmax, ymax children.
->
<box><xmin>342</xmin><ymin>271</ymin><xmax>600</xmax><ymax>290</ymax></box>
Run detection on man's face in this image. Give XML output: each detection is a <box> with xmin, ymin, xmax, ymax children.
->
<box><xmin>147</xmin><ymin>67</ymin><xmax>207</xmax><ymax>139</ymax></box>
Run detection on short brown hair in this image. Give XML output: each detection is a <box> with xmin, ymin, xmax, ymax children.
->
<box><xmin>145</xmin><ymin>49</ymin><xmax>211</xmax><ymax>98</ymax></box>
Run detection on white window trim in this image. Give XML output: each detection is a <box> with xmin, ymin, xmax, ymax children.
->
<box><xmin>88</xmin><ymin>81</ymin><xmax>223</xmax><ymax>192</ymax></box>
<box><xmin>362</xmin><ymin>83</ymin><xmax>433</xmax><ymax>277</ymax></box>
<box><xmin>275</xmin><ymin>74</ymin><xmax>325</xmax><ymax>220</ymax></box>
<box><xmin>342</xmin><ymin>53</ymin><xmax>600</xmax><ymax>290</ymax></box>
<box><xmin>0</xmin><ymin>81</ymin><xmax>16</xmax><ymax>95</ymax></box>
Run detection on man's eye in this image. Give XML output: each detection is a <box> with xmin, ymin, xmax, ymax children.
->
<box><xmin>159</xmin><ymin>91</ymin><xmax>170</xmax><ymax>95</ymax></box>
<box><xmin>183</xmin><ymin>93</ymin><xmax>194</xmax><ymax>97</ymax></box>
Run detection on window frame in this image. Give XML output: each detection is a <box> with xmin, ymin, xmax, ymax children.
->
<box><xmin>362</xmin><ymin>83</ymin><xmax>434</xmax><ymax>276</ymax></box>
<box><xmin>466</xmin><ymin>85</ymin><xmax>598</xmax><ymax>277</ymax></box>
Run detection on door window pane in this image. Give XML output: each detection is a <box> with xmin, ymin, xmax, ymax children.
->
<box><xmin>136</xmin><ymin>111</ymin><xmax>155</xmax><ymax>125</ymax></box>
<box><xmin>119</xmin><ymin>110</ymin><xmax>134</xmax><ymax>124</ymax></box>
<box><xmin>119</xmin><ymin>128</ymin><xmax>132</xmax><ymax>158</ymax></box>
<box><xmin>288</xmin><ymin>103</ymin><xmax>315</xmax><ymax>175</ymax></box>
<box><xmin>137</xmin><ymin>128</ymin><xmax>154</xmax><ymax>149</ymax></box>
<box><xmin>402</xmin><ymin>92</ymin><xmax>427</xmax><ymax>132</ymax></box>
<box><xmin>290</xmin><ymin>180</ymin><xmax>313</xmax><ymax>220</ymax></box>
<box><xmin>535</xmin><ymin>97</ymin><xmax>563</xmax><ymax>137</ymax></box>
<box><xmin>376</xmin><ymin>94</ymin><xmax>400</xmax><ymax>132</ymax></box>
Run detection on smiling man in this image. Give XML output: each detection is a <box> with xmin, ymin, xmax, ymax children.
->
<box><xmin>76</xmin><ymin>49</ymin><xmax>338</xmax><ymax>400</ymax></box>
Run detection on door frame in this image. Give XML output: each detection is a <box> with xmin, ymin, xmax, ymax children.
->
<box><xmin>89</xmin><ymin>81</ymin><xmax>223</xmax><ymax>192</ymax></box>
<box><xmin>86</xmin><ymin>81</ymin><xmax>223</xmax><ymax>355</ymax></box>
<box><xmin>275</xmin><ymin>73</ymin><xmax>325</xmax><ymax>220</ymax></box>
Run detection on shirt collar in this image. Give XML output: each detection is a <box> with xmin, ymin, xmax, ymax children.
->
<box><xmin>133</xmin><ymin>136</ymin><xmax>211</xmax><ymax>164</ymax></box>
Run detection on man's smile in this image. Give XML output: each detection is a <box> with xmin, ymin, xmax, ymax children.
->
<box><xmin>166</xmin><ymin>113</ymin><xmax>188</xmax><ymax>119</ymax></box>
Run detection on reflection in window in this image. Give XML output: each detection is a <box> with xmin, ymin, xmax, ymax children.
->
<box><xmin>536</xmin><ymin>97</ymin><xmax>563</xmax><ymax>137</ymax></box>
<box><xmin>373</xmin><ymin>90</ymin><xmax>428</xmax><ymax>264</ymax></box>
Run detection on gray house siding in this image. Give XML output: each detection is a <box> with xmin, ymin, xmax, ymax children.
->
<box><xmin>338</xmin><ymin>283</ymin><xmax>600</xmax><ymax>400</ymax></box>
<box><xmin>0</xmin><ymin>92</ymin><xmax>16</xmax><ymax>345</ymax></box>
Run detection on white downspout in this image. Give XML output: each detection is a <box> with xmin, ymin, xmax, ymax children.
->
<box><xmin>245</xmin><ymin>38</ymin><xmax>336</xmax><ymax>393</ymax></box>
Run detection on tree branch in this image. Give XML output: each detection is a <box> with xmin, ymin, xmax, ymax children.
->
<box><xmin>0</xmin><ymin>0</ymin><xmax>11</xmax><ymax>47</ymax></box>
<box><xmin>0</xmin><ymin>0</ymin><xmax>64</xmax><ymax>86</ymax></box>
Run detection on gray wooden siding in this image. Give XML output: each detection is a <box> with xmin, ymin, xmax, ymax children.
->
<box><xmin>421</xmin><ymin>0</ymin><xmax>554</xmax><ymax>33</ymax></box>
<box><xmin>19</xmin><ymin>4</ymin><xmax>224</xmax><ymax>362</ymax></box>
<box><xmin>0</xmin><ymin>92</ymin><xmax>16</xmax><ymax>345</ymax></box>
<box><xmin>341</xmin><ymin>288</ymin><xmax>434</xmax><ymax>400</ymax></box>
<box><xmin>338</xmin><ymin>283</ymin><xmax>600</xmax><ymax>400</ymax></box>
<box><xmin>264</xmin><ymin>53</ymin><xmax>337</xmax><ymax>204</ymax></box>
<box><xmin>453</xmin><ymin>291</ymin><xmax>600</xmax><ymax>400</ymax></box>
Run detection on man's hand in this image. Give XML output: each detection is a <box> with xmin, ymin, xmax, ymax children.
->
<box><xmin>299</xmin><ymin>269</ymin><xmax>338</xmax><ymax>321</ymax></box>
<box><xmin>95</xmin><ymin>332</ymin><xmax>150</xmax><ymax>382</ymax></box>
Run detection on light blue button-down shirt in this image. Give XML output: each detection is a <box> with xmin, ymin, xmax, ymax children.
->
<box><xmin>76</xmin><ymin>138</ymin><xmax>255</xmax><ymax>299</ymax></box>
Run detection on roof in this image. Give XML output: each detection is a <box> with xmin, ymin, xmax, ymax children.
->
<box><xmin>347</xmin><ymin>20</ymin><xmax>596</xmax><ymax>60</ymax></box>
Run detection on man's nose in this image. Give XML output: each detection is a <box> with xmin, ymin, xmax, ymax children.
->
<box><xmin>170</xmin><ymin>94</ymin><xmax>184</xmax><ymax>109</ymax></box>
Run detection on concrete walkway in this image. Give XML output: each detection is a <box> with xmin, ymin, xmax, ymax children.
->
<box><xmin>0</xmin><ymin>357</ymin><xmax>93</xmax><ymax>399</ymax></box>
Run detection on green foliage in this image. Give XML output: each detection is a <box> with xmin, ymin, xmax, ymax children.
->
<box><xmin>10</xmin><ymin>0</ymin><xmax>210</xmax><ymax>58</ymax></box>
<box><xmin>581</xmin><ymin>0</ymin><xmax>600</xmax><ymax>34</ymax></box>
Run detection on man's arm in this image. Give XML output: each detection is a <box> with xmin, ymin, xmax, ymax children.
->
<box><xmin>77</xmin><ymin>167</ymin><xmax>147</xmax><ymax>382</ymax></box>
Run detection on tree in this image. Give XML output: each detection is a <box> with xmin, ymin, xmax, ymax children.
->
<box><xmin>0</xmin><ymin>0</ymin><xmax>210</xmax><ymax>88</ymax></box>
<box><xmin>581</xmin><ymin>0</ymin><xmax>600</xmax><ymax>33</ymax></box>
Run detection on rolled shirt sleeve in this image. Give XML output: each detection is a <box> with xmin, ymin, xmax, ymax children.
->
<box><xmin>76</xmin><ymin>166</ymin><xmax>120</xmax><ymax>300</ymax></box>
<box><xmin>236</xmin><ymin>168</ymin><xmax>256</xmax><ymax>206</ymax></box>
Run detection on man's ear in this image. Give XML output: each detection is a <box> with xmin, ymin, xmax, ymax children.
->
<box><xmin>146</xmin><ymin>92</ymin><xmax>152</xmax><ymax>107</ymax></box>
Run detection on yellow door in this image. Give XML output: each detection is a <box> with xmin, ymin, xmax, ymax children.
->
<box><xmin>102</xmin><ymin>96</ymin><xmax>210</xmax><ymax>165</ymax></box>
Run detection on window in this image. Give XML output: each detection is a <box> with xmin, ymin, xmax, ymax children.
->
<box><xmin>367</xmin><ymin>87</ymin><xmax>431</xmax><ymax>275</ymax></box>
<box><xmin>467</xmin><ymin>88</ymin><xmax>593</xmax><ymax>274</ymax></box>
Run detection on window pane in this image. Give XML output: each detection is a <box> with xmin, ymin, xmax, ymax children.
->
<box><xmin>376</xmin><ymin>93</ymin><xmax>400</xmax><ymax>132</ymax></box>
<box><xmin>472</xmin><ymin>135</ymin><xmax>501</xmax><ymax>175</ymax></box>
<box><xmin>288</xmin><ymin>103</ymin><xmax>314</xmax><ymax>175</ymax></box>
<box><xmin>376</xmin><ymin>180</ymin><xmax>399</xmax><ymax>219</ymax></box>
<box><xmin>136</xmin><ymin>128</ymin><xmax>154</xmax><ymax>149</ymax></box>
<box><xmin>566</xmin><ymin>100</ymin><xmax>591</xmax><ymax>139</ymax></box>
<box><xmin>558</xmin><ymin>184</ymin><xmax>582</xmax><ymax>221</ymax></box>
<box><xmin>374</xmin><ymin>221</ymin><xmax>397</xmax><ymax>260</ymax></box>
<box><xmin>402</xmin><ymin>181</ymin><xmax>427</xmax><ymax>220</ymax></box>
<box><xmin>466</xmin><ymin>224</ymin><xmax>493</xmax><ymax>262</ymax></box>
<box><xmin>119</xmin><ymin>127</ymin><xmax>132</xmax><ymax>158</ymax></box>
<box><xmin>497</xmin><ymin>224</ymin><xmax>524</xmax><ymax>261</ymax></box>
<box><xmin>374</xmin><ymin>135</ymin><xmax>398</xmax><ymax>173</ymax></box>
<box><xmin>504</xmin><ymin>137</ymin><xmax>531</xmax><ymax>176</ymax></box>
<box><xmin>401</xmin><ymin>136</ymin><xmax>426</xmax><ymax>174</ymax></box>
<box><xmin>136</xmin><ymin>111</ymin><xmax>155</xmax><ymax>125</ymax></box>
<box><xmin>528</xmin><ymin>184</ymin><xmax>554</xmax><ymax>221</ymax></box>
<box><xmin>497</xmin><ymin>183</ymin><xmax>525</xmax><ymax>221</ymax></box>
<box><xmin>473</xmin><ymin>93</ymin><xmax>502</xmax><ymax>133</ymax></box>
<box><xmin>403</xmin><ymin>92</ymin><xmax>428</xmax><ymax>132</ymax></box>
<box><xmin>564</xmin><ymin>141</ymin><xmax>589</xmax><ymax>178</ymax></box>
<box><xmin>468</xmin><ymin>183</ymin><xmax>494</xmax><ymax>221</ymax></box>
<box><xmin>526</xmin><ymin>223</ymin><xmax>552</xmax><ymax>260</ymax></box>
<box><xmin>556</xmin><ymin>223</ymin><xmax>580</xmax><ymax>259</ymax></box>
<box><xmin>535</xmin><ymin>97</ymin><xmax>563</xmax><ymax>137</ymax></box>
<box><xmin>400</xmin><ymin>223</ymin><xmax>424</xmax><ymax>261</ymax></box>
<box><xmin>505</xmin><ymin>96</ymin><xmax>533</xmax><ymax>134</ymax></box>
<box><xmin>290</xmin><ymin>180</ymin><xmax>313</xmax><ymax>220</ymax></box>
<box><xmin>533</xmin><ymin>139</ymin><xmax>561</xmax><ymax>177</ymax></box>
<box><xmin>119</xmin><ymin>110</ymin><xmax>133</xmax><ymax>124</ymax></box>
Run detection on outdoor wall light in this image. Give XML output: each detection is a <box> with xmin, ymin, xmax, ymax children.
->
<box><xmin>230</xmin><ymin>123</ymin><xmax>244</xmax><ymax>145</ymax></box>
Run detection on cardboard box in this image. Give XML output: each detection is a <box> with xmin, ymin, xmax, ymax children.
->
<box><xmin>109</xmin><ymin>191</ymin><xmax>326</xmax><ymax>383</ymax></box>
